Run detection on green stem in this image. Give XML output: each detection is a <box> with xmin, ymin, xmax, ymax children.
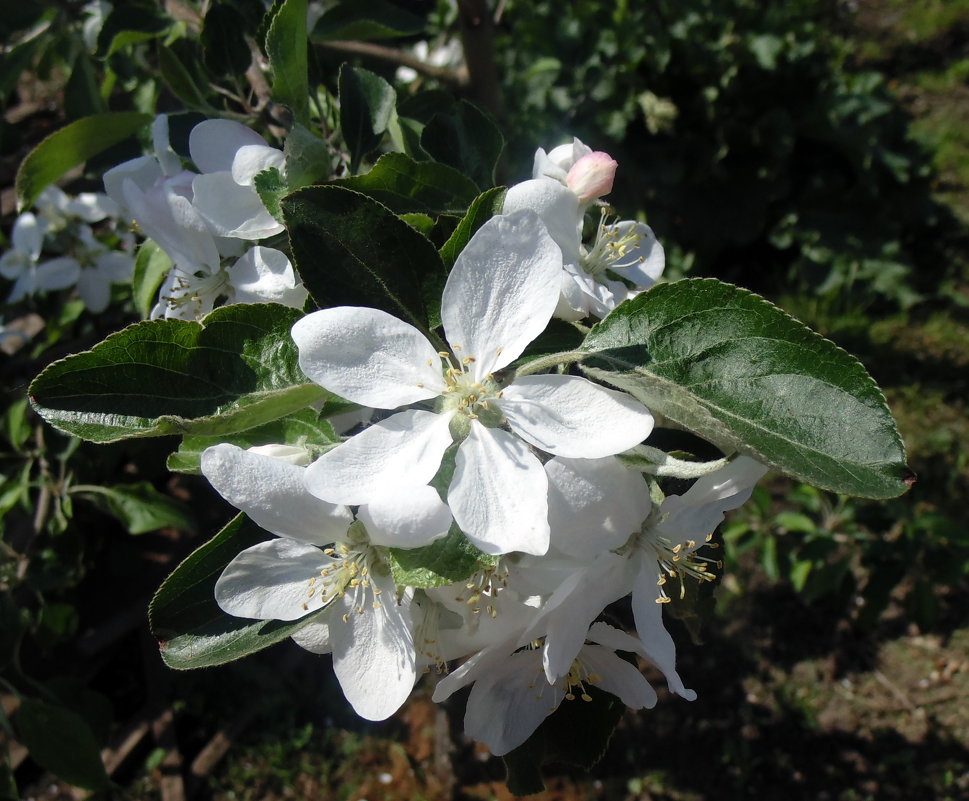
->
<box><xmin>513</xmin><ymin>349</ymin><xmax>587</xmax><ymax>378</ymax></box>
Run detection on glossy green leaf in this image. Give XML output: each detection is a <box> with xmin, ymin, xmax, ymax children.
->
<box><xmin>167</xmin><ymin>408</ymin><xmax>340</xmax><ymax>474</ymax></box>
<box><xmin>283</xmin><ymin>123</ymin><xmax>333</xmax><ymax>189</ymax></box>
<box><xmin>76</xmin><ymin>482</ymin><xmax>196</xmax><ymax>534</ymax></box>
<box><xmin>17</xmin><ymin>699</ymin><xmax>110</xmax><ymax>791</ymax></box>
<box><xmin>282</xmin><ymin>185</ymin><xmax>446</xmax><ymax>332</ymax></box>
<box><xmin>149</xmin><ymin>513</ymin><xmax>328</xmax><ymax>669</ymax></box>
<box><xmin>253</xmin><ymin>167</ymin><xmax>288</xmax><ymax>222</ymax></box>
<box><xmin>314</xmin><ymin>0</ymin><xmax>425</xmax><ymax>40</ymax></box>
<box><xmin>420</xmin><ymin>101</ymin><xmax>503</xmax><ymax>189</ymax></box>
<box><xmin>15</xmin><ymin>112</ymin><xmax>153</xmax><ymax>211</ymax></box>
<box><xmin>30</xmin><ymin>303</ymin><xmax>327</xmax><ymax>443</ymax></box>
<box><xmin>334</xmin><ymin>152</ymin><xmax>479</xmax><ymax>215</ymax></box>
<box><xmin>581</xmin><ymin>279</ymin><xmax>912</xmax><ymax>498</ymax></box>
<box><xmin>338</xmin><ymin>65</ymin><xmax>397</xmax><ymax>174</ymax></box>
<box><xmin>132</xmin><ymin>239</ymin><xmax>172</xmax><ymax>319</ymax></box>
<box><xmin>266</xmin><ymin>0</ymin><xmax>309</xmax><ymax>124</ymax></box>
<box><xmin>438</xmin><ymin>186</ymin><xmax>506</xmax><ymax>269</ymax></box>
<box><xmin>97</xmin><ymin>0</ymin><xmax>170</xmax><ymax>57</ymax></box>
<box><xmin>389</xmin><ymin>525</ymin><xmax>496</xmax><ymax>588</ymax></box>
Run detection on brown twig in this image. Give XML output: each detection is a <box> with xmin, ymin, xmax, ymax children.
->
<box><xmin>456</xmin><ymin>0</ymin><xmax>504</xmax><ymax>122</ymax></box>
<box><xmin>319</xmin><ymin>40</ymin><xmax>467</xmax><ymax>86</ymax></box>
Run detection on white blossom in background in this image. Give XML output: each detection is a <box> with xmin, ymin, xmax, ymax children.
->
<box><xmin>291</xmin><ymin>210</ymin><xmax>654</xmax><ymax>557</ymax></box>
<box><xmin>505</xmin><ymin>137</ymin><xmax>665</xmax><ymax>320</ymax></box>
<box><xmin>34</xmin><ymin>185</ymin><xmax>119</xmax><ymax>231</ymax></box>
<box><xmin>396</xmin><ymin>36</ymin><xmax>465</xmax><ymax>85</ymax></box>
<box><xmin>0</xmin><ymin>213</ymin><xmax>79</xmax><ymax>302</ymax></box>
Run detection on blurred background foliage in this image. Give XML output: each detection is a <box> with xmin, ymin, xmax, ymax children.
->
<box><xmin>1</xmin><ymin>0</ymin><xmax>968</xmax><ymax>799</ymax></box>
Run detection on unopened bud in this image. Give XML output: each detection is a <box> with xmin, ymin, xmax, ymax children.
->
<box><xmin>566</xmin><ymin>152</ymin><xmax>618</xmax><ymax>201</ymax></box>
<box><xmin>246</xmin><ymin>443</ymin><xmax>313</xmax><ymax>466</ymax></box>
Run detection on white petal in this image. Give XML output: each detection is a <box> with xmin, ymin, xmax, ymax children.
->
<box><xmin>103</xmin><ymin>156</ymin><xmax>162</xmax><ymax>211</ymax></box>
<box><xmin>502</xmin><ymin>179</ymin><xmax>583</xmax><ymax>267</ymax></box>
<box><xmin>215</xmin><ymin>538</ymin><xmax>332</xmax><ymax>621</ymax></box>
<box><xmin>330</xmin><ymin>575</ymin><xmax>416</xmax><ymax>720</ymax></box>
<box><xmin>500</xmin><ymin>374</ymin><xmax>654</xmax><ymax>458</ymax></box>
<box><xmin>630</xmin><ymin>556</ymin><xmax>697</xmax><ymax>700</ymax></box>
<box><xmin>232</xmin><ymin>144</ymin><xmax>285</xmax><ymax>185</ymax></box>
<box><xmin>658</xmin><ymin>456</ymin><xmax>768</xmax><ymax>543</ymax></box>
<box><xmin>95</xmin><ymin>251</ymin><xmax>135</xmax><ymax>282</ymax></box>
<box><xmin>448</xmin><ymin>422</ymin><xmax>549</xmax><ymax>556</ymax></box>
<box><xmin>303</xmin><ymin>409</ymin><xmax>454</xmax><ymax>505</ymax></box>
<box><xmin>441</xmin><ymin>210</ymin><xmax>562</xmax><ymax>379</ymax></box>
<box><xmin>151</xmin><ymin>114</ymin><xmax>183</xmax><ymax>177</ymax></box>
<box><xmin>77</xmin><ymin>268</ymin><xmax>111</xmax><ymax>312</ymax></box>
<box><xmin>191</xmin><ymin>172</ymin><xmax>284</xmax><ymax>240</ymax></box>
<box><xmin>230</xmin><ymin>246</ymin><xmax>306</xmax><ymax>308</ymax></box>
<box><xmin>201</xmin><ymin>443</ymin><xmax>352</xmax><ymax>544</ymax></box>
<box><xmin>545</xmin><ymin>456</ymin><xmax>650</xmax><ymax>558</ymax></box>
<box><xmin>579</xmin><ymin>644</ymin><xmax>657</xmax><ymax>709</ymax></box>
<box><xmin>67</xmin><ymin>192</ymin><xmax>118</xmax><ymax>222</ymax></box>
<box><xmin>358</xmin><ymin>484</ymin><xmax>452</xmax><ymax>548</ymax></box>
<box><xmin>464</xmin><ymin>649</ymin><xmax>562</xmax><ymax>755</ymax></box>
<box><xmin>11</xmin><ymin>213</ymin><xmax>42</xmax><ymax>259</ymax></box>
<box><xmin>190</xmin><ymin>119</ymin><xmax>270</xmax><ymax>174</ymax></box>
<box><xmin>608</xmin><ymin>221</ymin><xmax>665</xmax><ymax>288</ymax></box>
<box><xmin>290</xmin><ymin>620</ymin><xmax>331</xmax><ymax>654</ymax></box>
<box><xmin>34</xmin><ymin>257</ymin><xmax>80</xmax><ymax>291</ymax></box>
<box><xmin>292</xmin><ymin>306</ymin><xmax>446</xmax><ymax>408</ymax></box>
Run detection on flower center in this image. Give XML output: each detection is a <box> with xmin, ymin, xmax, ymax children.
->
<box><xmin>301</xmin><ymin>542</ymin><xmax>383</xmax><ymax>619</ymax></box>
<box><xmin>452</xmin><ymin>560</ymin><xmax>509</xmax><ymax>620</ymax></box>
<box><xmin>580</xmin><ymin>212</ymin><xmax>644</xmax><ymax>278</ymax></box>
<box><xmin>437</xmin><ymin>350</ymin><xmax>504</xmax><ymax>426</ymax></box>
<box><xmin>162</xmin><ymin>267</ymin><xmax>231</xmax><ymax>316</ymax></box>
<box><xmin>562</xmin><ymin>656</ymin><xmax>602</xmax><ymax>702</ymax></box>
<box><xmin>635</xmin><ymin>527</ymin><xmax>721</xmax><ymax>604</ymax></box>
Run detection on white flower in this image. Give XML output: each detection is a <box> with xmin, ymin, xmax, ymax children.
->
<box><xmin>291</xmin><ymin>210</ymin><xmax>654</xmax><ymax>556</ymax></box>
<box><xmin>521</xmin><ymin>455</ymin><xmax>767</xmax><ymax>694</ymax></box>
<box><xmin>0</xmin><ymin>213</ymin><xmax>79</xmax><ymax>302</ymax></box>
<box><xmin>35</xmin><ymin>185</ymin><xmax>119</xmax><ymax>230</ymax></box>
<box><xmin>189</xmin><ymin>119</ymin><xmax>285</xmax><ymax>240</ymax></box>
<box><xmin>504</xmin><ymin>178</ymin><xmax>664</xmax><ymax>320</ymax></box>
<box><xmin>200</xmin><ymin>443</ymin><xmax>419</xmax><ymax>721</ymax></box>
<box><xmin>432</xmin><ymin>621</ymin><xmax>658</xmax><ymax>756</ymax></box>
<box><xmin>532</xmin><ymin>137</ymin><xmax>594</xmax><ymax>184</ymax></box>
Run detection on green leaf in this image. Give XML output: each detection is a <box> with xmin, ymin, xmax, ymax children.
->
<box><xmin>389</xmin><ymin>525</ymin><xmax>496</xmax><ymax>588</ymax></box>
<box><xmin>157</xmin><ymin>43</ymin><xmax>217</xmax><ymax>113</ymax></box>
<box><xmin>202</xmin><ymin>4</ymin><xmax>252</xmax><ymax>76</ymax></box>
<box><xmin>76</xmin><ymin>482</ymin><xmax>196</xmax><ymax>534</ymax></box>
<box><xmin>29</xmin><ymin>303</ymin><xmax>327</xmax><ymax>443</ymax></box>
<box><xmin>438</xmin><ymin>186</ymin><xmax>506</xmax><ymax>269</ymax></box>
<box><xmin>265</xmin><ymin>0</ymin><xmax>309</xmax><ymax>125</ymax></box>
<box><xmin>581</xmin><ymin>279</ymin><xmax>912</xmax><ymax>499</ymax></box>
<box><xmin>166</xmin><ymin>408</ymin><xmax>339</xmax><ymax>474</ymax></box>
<box><xmin>253</xmin><ymin>167</ymin><xmax>288</xmax><ymax>223</ymax></box>
<box><xmin>334</xmin><ymin>152</ymin><xmax>480</xmax><ymax>215</ymax></box>
<box><xmin>149</xmin><ymin>513</ymin><xmax>328</xmax><ymax>669</ymax></box>
<box><xmin>15</xmin><ymin>112</ymin><xmax>153</xmax><ymax>211</ymax></box>
<box><xmin>97</xmin><ymin>0</ymin><xmax>171</xmax><ymax>57</ymax></box>
<box><xmin>17</xmin><ymin>698</ymin><xmax>110</xmax><ymax>791</ymax></box>
<box><xmin>338</xmin><ymin>64</ymin><xmax>397</xmax><ymax>174</ymax></box>
<box><xmin>282</xmin><ymin>185</ymin><xmax>446</xmax><ymax>332</ymax></box>
<box><xmin>284</xmin><ymin>123</ymin><xmax>333</xmax><ymax>189</ymax></box>
<box><xmin>420</xmin><ymin>101</ymin><xmax>503</xmax><ymax>190</ymax></box>
<box><xmin>314</xmin><ymin>0</ymin><xmax>425</xmax><ymax>40</ymax></box>
<box><xmin>64</xmin><ymin>52</ymin><xmax>104</xmax><ymax>119</ymax></box>
<box><xmin>132</xmin><ymin>239</ymin><xmax>172</xmax><ymax>319</ymax></box>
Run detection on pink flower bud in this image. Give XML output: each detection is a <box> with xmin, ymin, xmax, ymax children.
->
<box><xmin>565</xmin><ymin>151</ymin><xmax>618</xmax><ymax>201</ymax></box>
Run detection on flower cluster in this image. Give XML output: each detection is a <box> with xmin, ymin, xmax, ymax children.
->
<box><xmin>197</xmin><ymin>137</ymin><xmax>767</xmax><ymax>756</ymax></box>
<box><xmin>1</xmin><ymin>185</ymin><xmax>133</xmax><ymax>312</ymax></box>
<box><xmin>103</xmin><ymin>115</ymin><xmax>306</xmax><ymax>320</ymax></box>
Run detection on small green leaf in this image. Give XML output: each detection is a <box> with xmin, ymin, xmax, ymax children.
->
<box><xmin>158</xmin><ymin>43</ymin><xmax>217</xmax><ymax>113</ymax></box>
<box><xmin>202</xmin><ymin>4</ymin><xmax>251</xmax><ymax>76</ymax></box>
<box><xmin>420</xmin><ymin>101</ymin><xmax>503</xmax><ymax>190</ymax></box>
<box><xmin>76</xmin><ymin>482</ymin><xmax>196</xmax><ymax>534</ymax></box>
<box><xmin>149</xmin><ymin>513</ymin><xmax>328</xmax><ymax>669</ymax></box>
<box><xmin>17</xmin><ymin>699</ymin><xmax>110</xmax><ymax>791</ymax></box>
<box><xmin>266</xmin><ymin>0</ymin><xmax>309</xmax><ymax>124</ymax></box>
<box><xmin>29</xmin><ymin>303</ymin><xmax>327</xmax><ymax>443</ymax></box>
<box><xmin>97</xmin><ymin>0</ymin><xmax>170</xmax><ymax>57</ymax></box>
<box><xmin>438</xmin><ymin>186</ymin><xmax>506</xmax><ymax>269</ymax></box>
<box><xmin>581</xmin><ymin>279</ymin><xmax>912</xmax><ymax>499</ymax></box>
<box><xmin>335</xmin><ymin>152</ymin><xmax>480</xmax><ymax>215</ymax></box>
<box><xmin>389</xmin><ymin>525</ymin><xmax>497</xmax><ymax>588</ymax></box>
<box><xmin>339</xmin><ymin>65</ymin><xmax>398</xmax><ymax>174</ymax></box>
<box><xmin>167</xmin><ymin>408</ymin><xmax>339</xmax><ymax>474</ymax></box>
<box><xmin>314</xmin><ymin>0</ymin><xmax>425</xmax><ymax>40</ymax></box>
<box><xmin>15</xmin><ymin>112</ymin><xmax>153</xmax><ymax>211</ymax></box>
<box><xmin>132</xmin><ymin>239</ymin><xmax>172</xmax><ymax>319</ymax></box>
<box><xmin>282</xmin><ymin>185</ymin><xmax>446</xmax><ymax>332</ymax></box>
<box><xmin>284</xmin><ymin>123</ymin><xmax>333</xmax><ymax>189</ymax></box>
<box><xmin>253</xmin><ymin>167</ymin><xmax>288</xmax><ymax>223</ymax></box>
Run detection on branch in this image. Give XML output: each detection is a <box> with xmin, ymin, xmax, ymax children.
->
<box><xmin>456</xmin><ymin>0</ymin><xmax>503</xmax><ymax>122</ymax></box>
<box><xmin>319</xmin><ymin>40</ymin><xmax>467</xmax><ymax>86</ymax></box>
